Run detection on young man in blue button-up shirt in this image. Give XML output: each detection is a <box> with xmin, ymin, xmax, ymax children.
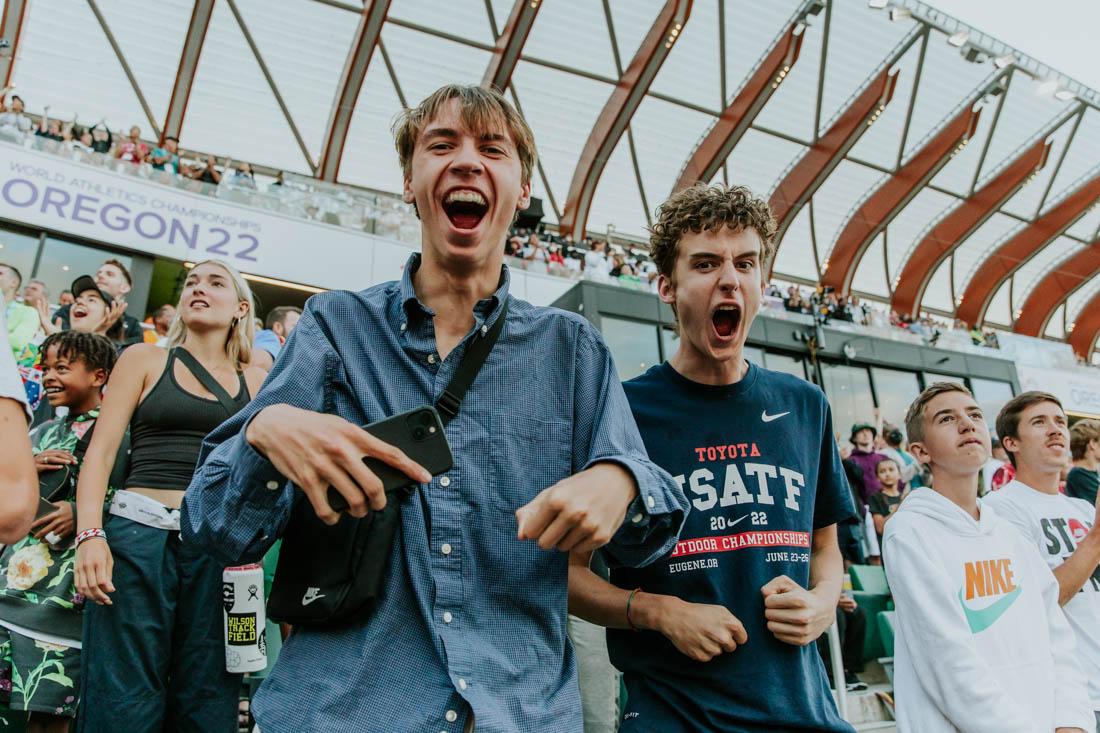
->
<box><xmin>182</xmin><ymin>84</ymin><xmax>688</xmax><ymax>733</ymax></box>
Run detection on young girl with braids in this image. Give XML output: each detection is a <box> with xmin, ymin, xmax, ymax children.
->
<box><xmin>73</xmin><ymin>260</ymin><xmax>266</xmax><ymax>732</ymax></box>
<box><xmin>0</xmin><ymin>332</ymin><xmax>125</xmax><ymax>732</ymax></box>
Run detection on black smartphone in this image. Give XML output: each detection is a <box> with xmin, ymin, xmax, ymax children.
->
<box><xmin>326</xmin><ymin>405</ymin><xmax>454</xmax><ymax>513</ymax></box>
<box><xmin>36</xmin><ymin>496</ymin><xmax>58</xmax><ymax>520</ymax></box>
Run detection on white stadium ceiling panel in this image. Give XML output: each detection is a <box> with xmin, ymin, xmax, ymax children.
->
<box><xmin>1012</xmin><ymin>235</ymin><xmax>1080</xmax><ymax>312</ymax></box>
<box><xmin>883</xmin><ymin>186</ymin><xmax>958</xmax><ymax>282</ymax></box>
<box><xmin>852</xmin><ymin>232</ymin><xmax>890</xmax><ymax>298</ymax></box>
<box><xmin>231</xmin><ymin>0</ymin><xmax>356</xmax><ymax>165</ymax></box>
<box><xmin>1042</xmin><ymin>111</ymin><xmax>1100</xmax><ymax>210</ymax></box>
<box><xmin>771</xmin><ymin>206</ymin><xmax>820</xmax><ymax>283</ymax></box>
<box><xmin>814</xmin><ymin>160</ymin><xmax>896</xmax><ymax>261</ymax></box>
<box><xmin>646</xmin><ymin>0</ymin><xmax>720</xmax><ymax>111</ymax></box>
<box><xmin>93</xmin><ymin>0</ymin><xmax>191</xmax><ymax>126</ymax></box>
<box><xmin>900</xmin><ymin>30</ymin><xmax>994</xmax><ymax>160</ymax></box>
<box><xmin>724</xmin><ymin>128</ymin><xmax>805</xmax><ymax>201</ymax></box>
<box><xmin>816</xmin><ymin>0</ymin><xmax>917</xmax><ymax>139</ymax></box>
<box><xmin>999</xmin><ymin>114</ymin><xmax>1077</xmax><ymax>219</ymax></box>
<box><xmin>752</xmin><ymin>7</ymin><xmax>823</xmax><ymax>142</ymax></box>
<box><xmin>631</xmin><ymin>96</ymin><xmax>716</xmax><ymax>203</ymax></box>
<box><xmin>11</xmin><ymin>0</ymin><xmax>172</xmax><ymax>137</ymax></box>
<box><xmin>389</xmin><ymin>0</ymin><xmax>496</xmax><ymax>46</ymax></box>
<box><xmin>1046</xmin><ymin>304</ymin><xmax>1066</xmax><ymax>339</ymax></box>
<box><xmin>927</xmin><ymin>93</ymin><xmax>997</xmax><ymax>197</ymax></box>
<box><xmin>1068</xmin><ymin>278</ymin><xmax>1100</xmax><ymax>325</ymax></box>
<box><xmin>586</xmin><ymin>137</ymin><xmax>649</xmax><ymax>238</ymax></box>
<box><xmin>949</xmin><ymin>212</ymin><xmax>1024</xmax><ymax>298</ymax></box>
<box><xmin>722</xmin><ymin>0</ymin><xmax>804</xmax><ymax>106</ymax></box>
<box><xmin>184</xmin><ymin>0</ymin><xmax>310</xmax><ymax>172</ymax></box>
<box><xmin>378</xmin><ymin>24</ymin><xmax>490</xmax><ymax>112</ymax></box>
<box><xmin>975</xmin><ymin>73</ymin><xmax>1075</xmax><ymax>185</ymax></box>
<box><xmin>847</xmin><ymin>37</ymin><xmax>923</xmax><ymax>169</ymax></box>
<box><xmin>921</xmin><ymin>257</ymin><xmax>955</xmax><ymax>312</ymax></box>
<box><xmin>608</xmin><ymin>0</ymin><xmax>668</xmax><ymax>64</ymax></box>
<box><xmin>515</xmin><ymin>0</ymin><xmax>617</xmax><ymax>79</ymax></box>
<box><xmin>339</xmin><ymin>61</ymin><xmax>405</xmax><ymax>193</ymax></box>
<box><xmin>510</xmin><ymin>62</ymin><xmax>611</xmax><ymax>213</ymax></box>
<box><xmin>985</xmin><ymin>278</ymin><xmax>1012</xmax><ymax>327</ymax></box>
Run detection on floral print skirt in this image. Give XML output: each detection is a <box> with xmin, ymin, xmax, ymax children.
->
<box><xmin>0</xmin><ymin>625</ymin><xmax>80</xmax><ymax>721</ymax></box>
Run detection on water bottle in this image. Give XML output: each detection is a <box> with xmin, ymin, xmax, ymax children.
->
<box><xmin>222</xmin><ymin>564</ymin><xmax>267</xmax><ymax>673</ymax></box>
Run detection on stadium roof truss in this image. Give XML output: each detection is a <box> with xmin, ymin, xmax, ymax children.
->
<box><xmin>5</xmin><ymin>0</ymin><xmax>1100</xmax><ymax>356</ymax></box>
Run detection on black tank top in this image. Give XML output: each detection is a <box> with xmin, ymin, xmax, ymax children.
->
<box><xmin>124</xmin><ymin>348</ymin><xmax>250</xmax><ymax>491</ymax></box>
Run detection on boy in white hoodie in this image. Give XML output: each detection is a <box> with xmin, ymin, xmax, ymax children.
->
<box><xmin>984</xmin><ymin>392</ymin><xmax>1100</xmax><ymax>730</ymax></box>
<box><xmin>883</xmin><ymin>382</ymin><xmax>1093</xmax><ymax>733</ymax></box>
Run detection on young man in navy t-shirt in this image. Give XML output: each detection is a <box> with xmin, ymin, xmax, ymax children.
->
<box><xmin>569</xmin><ymin>184</ymin><xmax>855</xmax><ymax>732</ymax></box>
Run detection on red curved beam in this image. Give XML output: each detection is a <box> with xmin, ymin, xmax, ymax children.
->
<box><xmin>768</xmin><ymin>66</ymin><xmax>899</xmax><ymax>275</ymax></box>
<box><xmin>892</xmin><ymin>138</ymin><xmax>1051</xmax><ymax>318</ymax></box>
<box><xmin>317</xmin><ymin>0</ymin><xmax>391</xmax><ymax>182</ymax></box>
<box><xmin>559</xmin><ymin>0</ymin><xmax>692</xmax><ymax>240</ymax></box>
<box><xmin>955</xmin><ymin>172</ymin><xmax>1100</xmax><ymax>326</ymax></box>
<box><xmin>0</xmin><ymin>0</ymin><xmax>27</xmax><ymax>88</ymax></box>
<box><xmin>162</xmin><ymin>0</ymin><xmax>215</xmax><ymax>143</ymax></box>
<box><xmin>821</xmin><ymin>103</ymin><xmax>982</xmax><ymax>294</ymax></box>
<box><xmin>481</xmin><ymin>0</ymin><xmax>542</xmax><ymax>92</ymax></box>
<box><xmin>1067</xmin><ymin>289</ymin><xmax>1100</xmax><ymax>361</ymax></box>
<box><xmin>1013</xmin><ymin>239</ymin><xmax>1100</xmax><ymax>336</ymax></box>
<box><xmin>673</xmin><ymin>23</ymin><xmax>804</xmax><ymax>193</ymax></box>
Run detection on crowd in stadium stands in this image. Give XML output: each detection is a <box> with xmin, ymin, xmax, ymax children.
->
<box><xmin>5</xmin><ymin>82</ymin><xmax>1100</xmax><ymax>733</ymax></box>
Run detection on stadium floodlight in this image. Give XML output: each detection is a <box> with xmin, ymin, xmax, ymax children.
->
<box><xmin>947</xmin><ymin>30</ymin><xmax>970</xmax><ymax>47</ymax></box>
<box><xmin>993</xmin><ymin>53</ymin><xmax>1015</xmax><ymax>69</ymax></box>
<box><xmin>1055</xmin><ymin>88</ymin><xmax>1076</xmax><ymax>101</ymax></box>
<box><xmin>867</xmin><ymin>0</ymin><xmax>889</xmax><ymax>9</ymax></box>
<box><xmin>1037</xmin><ymin>78</ymin><xmax>1059</xmax><ymax>96</ymax></box>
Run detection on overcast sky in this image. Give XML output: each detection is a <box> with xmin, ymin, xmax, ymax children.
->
<box><xmin>933</xmin><ymin>0</ymin><xmax>1100</xmax><ymax>90</ymax></box>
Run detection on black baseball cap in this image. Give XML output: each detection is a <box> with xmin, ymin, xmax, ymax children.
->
<box><xmin>70</xmin><ymin>275</ymin><xmax>115</xmax><ymax>309</ymax></box>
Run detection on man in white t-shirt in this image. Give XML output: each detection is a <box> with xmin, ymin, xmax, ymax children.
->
<box><xmin>985</xmin><ymin>391</ymin><xmax>1100</xmax><ymax>729</ymax></box>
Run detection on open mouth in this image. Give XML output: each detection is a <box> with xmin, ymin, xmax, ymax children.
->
<box><xmin>442</xmin><ymin>189</ymin><xmax>489</xmax><ymax>231</ymax></box>
<box><xmin>190</xmin><ymin>299</ymin><xmax>210</xmax><ymax>310</ymax></box>
<box><xmin>712</xmin><ymin>304</ymin><xmax>742</xmax><ymax>339</ymax></box>
<box><xmin>71</xmin><ymin>305</ymin><xmax>89</xmax><ymax>319</ymax></box>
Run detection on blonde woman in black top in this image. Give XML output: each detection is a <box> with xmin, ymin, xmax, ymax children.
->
<box><xmin>73</xmin><ymin>260</ymin><xmax>266</xmax><ymax>731</ymax></box>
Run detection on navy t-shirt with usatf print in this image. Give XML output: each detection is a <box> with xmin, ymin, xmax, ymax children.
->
<box><xmin>609</xmin><ymin>361</ymin><xmax>856</xmax><ymax>733</ymax></box>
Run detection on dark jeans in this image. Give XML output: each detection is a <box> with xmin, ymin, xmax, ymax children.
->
<box><xmin>817</xmin><ymin>605</ymin><xmax>867</xmax><ymax>684</ymax></box>
<box><xmin>77</xmin><ymin>515</ymin><xmax>240</xmax><ymax>732</ymax></box>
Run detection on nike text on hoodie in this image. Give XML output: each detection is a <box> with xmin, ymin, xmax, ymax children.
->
<box><xmin>882</xmin><ymin>488</ymin><xmax>1093</xmax><ymax>733</ymax></box>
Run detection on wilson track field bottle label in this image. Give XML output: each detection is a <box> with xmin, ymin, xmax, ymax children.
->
<box><xmin>222</xmin><ymin>564</ymin><xmax>268</xmax><ymax>673</ymax></box>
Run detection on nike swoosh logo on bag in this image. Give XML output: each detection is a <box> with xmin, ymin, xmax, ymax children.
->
<box><xmin>761</xmin><ymin>411</ymin><xmax>790</xmax><ymax>423</ymax></box>
<box><xmin>301</xmin><ymin>589</ymin><xmax>326</xmax><ymax>606</ymax></box>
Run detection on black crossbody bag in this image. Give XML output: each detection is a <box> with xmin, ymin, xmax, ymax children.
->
<box><xmin>267</xmin><ymin>303</ymin><xmax>508</xmax><ymax>627</ymax></box>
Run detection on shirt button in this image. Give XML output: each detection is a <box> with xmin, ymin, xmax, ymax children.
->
<box><xmin>458</xmin><ymin>678</ymin><xmax>468</xmax><ymax>690</ymax></box>
<box><xmin>631</xmin><ymin>513</ymin><xmax>644</xmax><ymax>524</ymax></box>
<box><xmin>265</xmin><ymin>480</ymin><xmax>279</xmax><ymax>490</ymax></box>
<box><xmin>647</xmin><ymin>495</ymin><xmax>655</xmax><ymax>508</ymax></box>
<box><xmin>439</xmin><ymin>476</ymin><xmax>451</xmax><ymax>487</ymax></box>
<box><xmin>400</xmin><ymin>322</ymin><xmax>407</xmax><ymax>332</ymax></box>
<box><xmin>443</xmin><ymin>611</ymin><xmax>453</xmax><ymax>624</ymax></box>
<box><xmin>441</xmin><ymin>543</ymin><xmax>452</xmax><ymax>556</ymax></box>
<box><xmin>445</xmin><ymin>710</ymin><xmax>458</xmax><ymax>722</ymax></box>
<box><xmin>428</xmin><ymin>353</ymin><xmax>437</xmax><ymax>364</ymax></box>
<box><xmin>480</xmin><ymin>324</ymin><xmax>488</xmax><ymax>336</ymax></box>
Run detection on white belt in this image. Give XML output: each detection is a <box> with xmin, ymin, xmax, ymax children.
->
<box><xmin>108</xmin><ymin>490</ymin><xmax>181</xmax><ymax>531</ymax></box>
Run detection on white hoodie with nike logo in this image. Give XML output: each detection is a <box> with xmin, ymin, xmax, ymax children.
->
<box><xmin>883</xmin><ymin>488</ymin><xmax>1093</xmax><ymax>732</ymax></box>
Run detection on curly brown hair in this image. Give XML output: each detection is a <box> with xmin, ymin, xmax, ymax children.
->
<box><xmin>648</xmin><ymin>184</ymin><xmax>777</xmax><ymax>280</ymax></box>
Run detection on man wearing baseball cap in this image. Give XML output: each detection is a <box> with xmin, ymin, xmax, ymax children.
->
<box><xmin>847</xmin><ymin>423</ymin><xmax>888</xmax><ymax>505</ymax></box>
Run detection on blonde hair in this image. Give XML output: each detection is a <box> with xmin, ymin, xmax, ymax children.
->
<box><xmin>393</xmin><ymin>84</ymin><xmax>537</xmax><ymax>186</ymax></box>
<box><xmin>167</xmin><ymin>259</ymin><xmax>254</xmax><ymax>369</ymax></box>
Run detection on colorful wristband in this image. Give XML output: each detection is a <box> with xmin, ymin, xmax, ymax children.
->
<box><xmin>75</xmin><ymin>528</ymin><xmax>106</xmax><ymax>546</ymax></box>
<box><xmin>626</xmin><ymin>588</ymin><xmax>641</xmax><ymax>631</ymax></box>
